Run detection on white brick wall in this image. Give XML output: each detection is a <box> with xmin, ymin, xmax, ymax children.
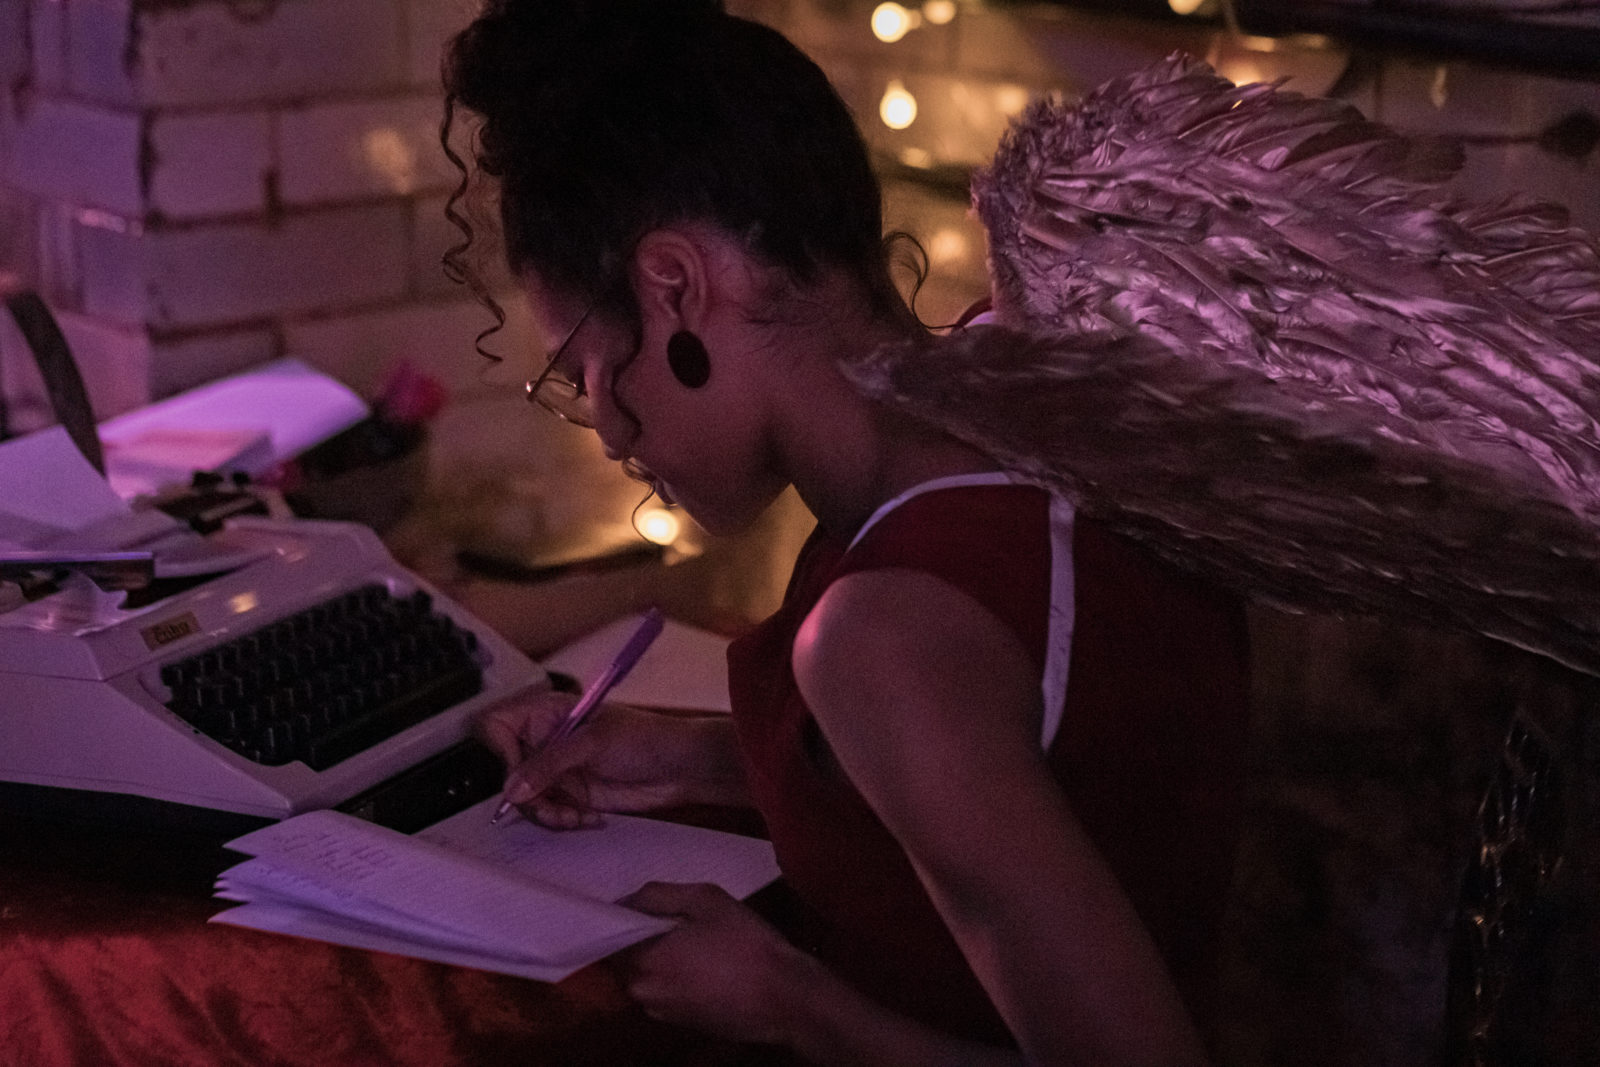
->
<box><xmin>2</xmin><ymin>98</ymin><xmax>143</xmax><ymax>214</ymax></box>
<box><xmin>0</xmin><ymin>0</ymin><xmax>483</xmax><ymax>416</ymax></box>
<box><xmin>32</xmin><ymin>202</ymin><xmax>85</xmax><ymax>310</ymax></box>
<box><xmin>26</xmin><ymin>0</ymin><xmax>69</xmax><ymax>94</ymax></box>
<box><xmin>0</xmin><ymin>308</ymin><xmax>259</xmax><ymax>420</ymax></box>
<box><xmin>79</xmin><ymin>204</ymin><xmax>410</xmax><ymax>329</ymax></box>
<box><xmin>65</xmin><ymin>0</ymin><xmax>139</xmax><ymax>105</ymax></box>
<box><xmin>1</xmin><ymin>0</ymin><xmax>28</xmax><ymax>90</ymax></box>
<box><xmin>278</xmin><ymin>94</ymin><xmax>454</xmax><ymax>206</ymax></box>
<box><xmin>123</xmin><ymin>0</ymin><xmax>408</xmax><ymax>108</ymax></box>
<box><xmin>409</xmin><ymin>191</ymin><xmax>517</xmax><ymax>300</ymax></box>
<box><xmin>404</xmin><ymin>0</ymin><xmax>477</xmax><ymax>89</ymax></box>
<box><xmin>410</xmin><ymin>193</ymin><xmax>463</xmax><ymax>299</ymax></box>
<box><xmin>148</xmin><ymin>326</ymin><xmax>281</xmax><ymax>399</ymax></box>
<box><xmin>147</xmin><ymin>110</ymin><xmax>273</xmax><ymax>220</ymax></box>
<box><xmin>0</xmin><ymin>187</ymin><xmax>35</xmax><ymax>289</ymax></box>
<box><xmin>53</xmin><ymin>308</ymin><xmax>154</xmax><ymax>418</ymax></box>
<box><xmin>284</xmin><ymin>293</ymin><xmax>536</xmax><ymax>399</ymax></box>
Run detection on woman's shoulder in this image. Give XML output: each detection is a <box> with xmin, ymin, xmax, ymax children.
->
<box><xmin>795</xmin><ymin>562</ymin><xmax>1037</xmax><ymax>712</ymax></box>
<box><xmin>798</xmin><ymin>474</ymin><xmax>1061</xmax><ymax>698</ymax></box>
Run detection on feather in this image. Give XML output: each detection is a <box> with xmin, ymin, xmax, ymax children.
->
<box><xmin>843</xmin><ymin>54</ymin><xmax>1600</xmax><ymax>676</ymax></box>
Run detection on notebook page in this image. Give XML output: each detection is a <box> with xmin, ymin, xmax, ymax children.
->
<box><xmin>213</xmin><ymin>853</ymin><xmax>665</xmax><ymax>968</ymax></box>
<box><xmin>216</xmin><ymin>856</ymin><xmax>516</xmax><ymax>956</ymax></box>
<box><xmin>417</xmin><ymin>796</ymin><xmax>779</xmax><ymax>903</ymax></box>
<box><xmin>219</xmin><ymin>809</ymin><xmax>669</xmax><ymax>966</ymax></box>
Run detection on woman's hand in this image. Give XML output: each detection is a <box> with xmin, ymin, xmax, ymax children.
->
<box><xmin>476</xmin><ymin>688</ymin><xmax>749</xmax><ymax>828</ymax></box>
<box><xmin>618</xmin><ymin>882</ymin><xmax>819</xmax><ymax>1046</ymax></box>
<box><xmin>621</xmin><ymin>883</ymin><xmax>1025</xmax><ymax>1066</ymax></box>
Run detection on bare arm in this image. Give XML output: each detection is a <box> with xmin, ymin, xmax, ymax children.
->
<box><xmin>791</xmin><ymin>569</ymin><xmax>1207</xmax><ymax>1067</ymax></box>
<box><xmin>621</xmin><ymin>880</ymin><xmax>1024</xmax><ymax>1067</ymax></box>
<box><xmin>778</xmin><ymin>957</ymin><xmax>1025</xmax><ymax>1067</ymax></box>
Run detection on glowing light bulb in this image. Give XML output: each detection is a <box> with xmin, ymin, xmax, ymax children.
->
<box><xmin>871</xmin><ymin>2</ymin><xmax>918</xmax><ymax>43</ymax></box>
<box><xmin>922</xmin><ymin>0</ymin><xmax>956</xmax><ymax>25</ymax></box>
<box><xmin>879</xmin><ymin>81</ymin><xmax>918</xmax><ymax>130</ymax></box>
<box><xmin>636</xmin><ymin>507</ymin><xmax>682</xmax><ymax>546</ymax></box>
<box><xmin>996</xmin><ymin>85</ymin><xmax>1030</xmax><ymax>117</ymax></box>
<box><xmin>1217</xmin><ymin>58</ymin><xmax>1267</xmax><ymax>87</ymax></box>
<box><xmin>928</xmin><ymin>226</ymin><xmax>968</xmax><ymax>267</ymax></box>
<box><xmin>1167</xmin><ymin>0</ymin><xmax>1206</xmax><ymax>14</ymax></box>
<box><xmin>362</xmin><ymin>127</ymin><xmax>419</xmax><ymax>193</ymax></box>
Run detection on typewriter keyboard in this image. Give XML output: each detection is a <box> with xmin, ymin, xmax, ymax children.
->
<box><xmin>161</xmin><ymin>585</ymin><xmax>484</xmax><ymax>770</ymax></box>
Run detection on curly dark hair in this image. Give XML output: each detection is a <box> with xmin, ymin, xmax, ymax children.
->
<box><xmin>440</xmin><ymin>0</ymin><xmax>921</xmax><ymax>354</ymax></box>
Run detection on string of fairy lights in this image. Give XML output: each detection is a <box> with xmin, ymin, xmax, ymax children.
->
<box><xmin>865</xmin><ymin>0</ymin><xmax>1243</xmax><ymax>134</ymax></box>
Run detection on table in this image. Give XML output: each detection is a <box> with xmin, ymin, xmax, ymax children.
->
<box><xmin>0</xmin><ymin>809</ymin><xmax>787</xmax><ymax>1067</ymax></box>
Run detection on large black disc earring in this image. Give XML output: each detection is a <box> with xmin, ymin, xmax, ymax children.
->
<box><xmin>667</xmin><ymin>330</ymin><xmax>711</xmax><ymax>389</ymax></box>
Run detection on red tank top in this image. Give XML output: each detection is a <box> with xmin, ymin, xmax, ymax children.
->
<box><xmin>726</xmin><ymin>483</ymin><xmax>1251</xmax><ymax>1044</ymax></box>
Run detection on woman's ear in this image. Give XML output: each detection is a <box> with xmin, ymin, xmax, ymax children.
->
<box><xmin>631</xmin><ymin>229</ymin><xmax>711</xmax><ymax>331</ymax></box>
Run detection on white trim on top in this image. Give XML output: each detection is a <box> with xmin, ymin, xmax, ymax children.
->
<box><xmin>847</xmin><ymin>472</ymin><xmax>1019</xmax><ymax>551</ymax></box>
<box><xmin>843</xmin><ymin>472</ymin><xmax>1076</xmax><ymax>750</ymax></box>
<box><xmin>1040</xmin><ymin>494</ymin><xmax>1076</xmax><ymax>750</ymax></box>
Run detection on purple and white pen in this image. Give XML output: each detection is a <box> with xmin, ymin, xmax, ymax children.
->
<box><xmin>490</xmin><ymin>607</ymin><xmax>666</xmax><ymax>826</ymax></box>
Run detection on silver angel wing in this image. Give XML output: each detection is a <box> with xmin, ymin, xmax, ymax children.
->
<box><xmin>844</xmin><ymin>54</ymin><xmax>1600</xmax><ymax>676</ymax></box>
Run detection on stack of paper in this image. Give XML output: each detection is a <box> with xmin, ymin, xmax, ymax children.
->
<box><xmin>212</xmin><ymin>796</ymin><xmax>780</xmax><ymax>981</ymax></box>
<box><xmin>98</xmin><ymin>358</ymin><xmax>368</xmax><ymax>499</ymax></box>
<box><xmin>0</xmin><ymin>426</ymin><xmax>132</xmax><ymax>550</ymax></box>
<box><xmin>0</xmin><ymin>426</ymin><xmax>271</xmax><ymax>580</ymax></box>
<box><xmin>101</xmin><ymin>427</ymin><xmax>273</xmax><ymax>494</ymax></box>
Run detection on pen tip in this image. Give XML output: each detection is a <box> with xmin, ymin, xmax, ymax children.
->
<box><xmin>490</xmin><ymin>799</ymin><xmax>512</xmax><ymax>826</ymax></box>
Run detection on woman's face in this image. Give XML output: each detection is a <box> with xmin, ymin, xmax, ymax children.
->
<box><xmin>521</xmin><ymin>273</ymin><xmax>788</xmax><ymax>536</ymax></box>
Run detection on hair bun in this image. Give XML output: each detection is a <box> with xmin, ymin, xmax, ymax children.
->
<box><xmin>449</xmin><ymin>0</ymin><xmax>728</xmax><ymax>126</ymax></box>
<box><xmin>501</xmin><ymin>0</ymin><xmax>724</xmax><ymax>46</ymax></box>
<box><xmin>443</xmin><ymin>0</ymin><xmax>896</xmax><ymax>345</ymax></box>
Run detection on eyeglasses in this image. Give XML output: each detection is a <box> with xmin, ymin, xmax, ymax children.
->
<box><xmin>525</xmin><ymin>302</ymin><xmax>597</xmax><ymax>427</ymax></box>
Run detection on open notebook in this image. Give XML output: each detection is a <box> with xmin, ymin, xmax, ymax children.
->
<box><xmin>212</xmin><ymin>795</ymin><xmax>779</xmax><ymax>981</ymax></box>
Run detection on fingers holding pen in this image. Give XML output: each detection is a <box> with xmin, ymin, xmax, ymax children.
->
<box><xmin>517</xmin><ymin>785</ymin><xmax>605</xmax><ymax>831</ymax></box>
<box><xmin>476</xmin><ymin>686</ymin><xmax>602</xmax><ymax>829</ymax></box>
<box><xmin>475</xmin><ymin>683</ymin><xmax>572</xmax><ymax>767</ymax></box>
<box><xmin>503</xmin><ymin>735</ymin><xmax>608</xmax><ymax>830</ymax></box>
<box><xmin>485</xmin><ymin>611</ymin><xmax>673</xmax><ymax>828</ymax></box>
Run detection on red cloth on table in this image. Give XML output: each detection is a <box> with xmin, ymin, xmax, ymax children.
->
<box><xmin>727</xmin><ymin>482</ymin><xmax>1252</xmax><ymax>1045</ymax></box>
<box><xmin>0</xmin><ymin>815</ymin><xmax>755</xmax><ymax>1066</ymax></box>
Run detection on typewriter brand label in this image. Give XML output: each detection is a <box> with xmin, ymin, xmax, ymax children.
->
<box><xmin>142</xmin><ymin>613</ymin><xmax>201</xmax><ymax>650</ymax></box>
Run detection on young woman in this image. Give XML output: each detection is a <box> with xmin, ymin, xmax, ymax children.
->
<box><xmin>445</xmin><ymin>2</ymin><xmax>1251</xmax><ymax>1063</ymax></box>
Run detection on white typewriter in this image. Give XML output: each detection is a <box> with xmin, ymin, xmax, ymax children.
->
<box><xmin>0</xmin><ymin>511</ymin><xmax>545</xmax><ymax>828</ymax></box>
